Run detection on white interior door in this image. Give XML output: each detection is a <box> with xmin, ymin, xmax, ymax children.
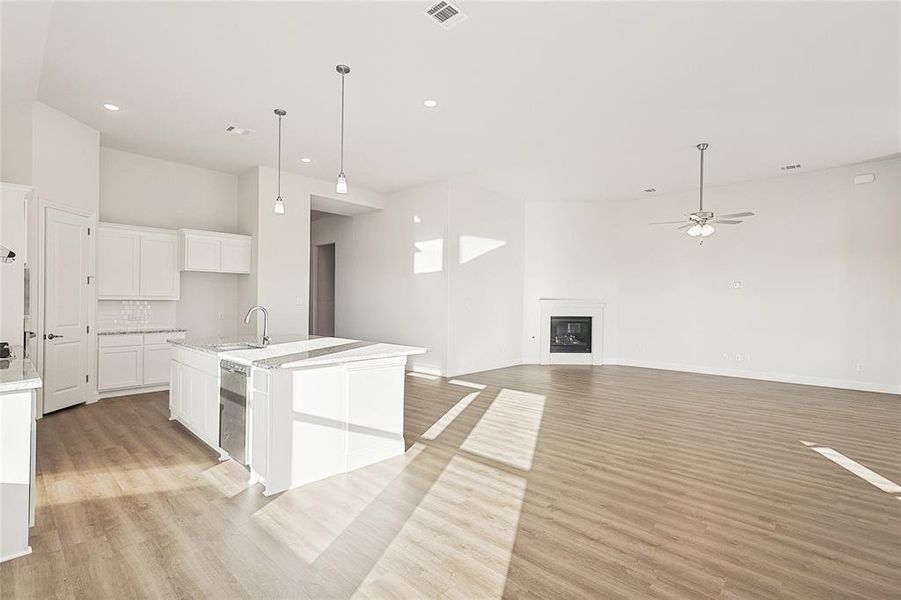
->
<box><xmin>43</xmin><ymin>208</ymin><xmax>90</xmax><ymax>414</ymax></box>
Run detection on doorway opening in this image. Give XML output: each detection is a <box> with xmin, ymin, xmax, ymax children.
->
<box><xmin>310</xmin><ymin>242</ymin><xmax>336</xmax><ymax>337</ymax></box>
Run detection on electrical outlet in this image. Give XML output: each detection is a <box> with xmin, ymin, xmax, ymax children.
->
<box><xmin>218</xmin><ymin>312</ymin><xmax>224</xmax><ymax>320</ymax></box>
<box><xmin>732</xmin><ymin>281</ymin><xmax>743</xmax><ymax>289</ymax></box>
<box><xmin>855</xmin><ymin>363</ymin><xmax>864</xmax><ymax>372</ymax></box>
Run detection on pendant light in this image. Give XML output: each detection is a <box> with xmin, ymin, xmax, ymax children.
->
<box><xmin>335</xmin><ymin>64</ymin><xmax>350</xmax><ymax>194</ymax></box>
<box><xmin>273</xmin><ymin>108</ymin><xmax>287</xmax><ymax>214</ymax></box>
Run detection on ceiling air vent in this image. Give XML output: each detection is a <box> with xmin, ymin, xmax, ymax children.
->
<box><xmin>225</xmin><ymin>125</ymin><xmax>253</xmax><ymax>137</ymax></box>
<box><xmin>425</xmin><ymin>1</ymin><xmax>467</xmax><ymax>29</ymax></box>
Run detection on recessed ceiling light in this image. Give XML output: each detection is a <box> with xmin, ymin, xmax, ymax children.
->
<box><xmin>423</xmin><ymin>99</ymin><xmax>438</xmax><ymax>108</ymax></box>
<box><xmin>102</xmin><ymin>103</ymin><xmax>120</xmax><ymax>111</ymax></box>
<box><xmin>300</xmin><ymin>157</ymin><xmax>312</xmax><ymax>163</ymax></box>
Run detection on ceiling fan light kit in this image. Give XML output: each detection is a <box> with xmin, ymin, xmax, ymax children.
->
<box><xmin>650</xmin><ymin>143</ymin><xmax>756</xmax><ymax>244</ymax></box>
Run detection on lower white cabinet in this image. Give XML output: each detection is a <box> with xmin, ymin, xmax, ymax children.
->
<box><xmin>97</xmin><ymin>331</ymin><xmax>186</xmax><ymax>393</ymax></box>
<box><xmin>169</xmin><ymin>347</ymin><xmax>222</xmax><ymax>451</ymax></box>
<box><xmin>143</xmin><ymin>344</ymin><xmax>173</xmax><ymax>385</ymax></box>
<box><xmin>98</xmin><ymin>346</ymin><xmax>144</xmax><ymax>390</ymax></box>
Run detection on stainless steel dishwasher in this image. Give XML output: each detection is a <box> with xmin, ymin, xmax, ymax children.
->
<box><xmin>219</xmin><ymin>360</ymin><xmax>249</xmax><ymax>465</ymax></box>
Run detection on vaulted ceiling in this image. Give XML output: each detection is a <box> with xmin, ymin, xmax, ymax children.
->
<box><xmin>3</xmin><ymin>1</ymin><xmax>899</xmax><ymax>202</ymax></box>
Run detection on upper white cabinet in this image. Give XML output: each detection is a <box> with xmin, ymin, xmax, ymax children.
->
<box><xmin>97</xmin><ymin>224</ymin><xmax>180</xmax><ymax>300</ymax></box>
<box><xmin>179</xmin><ymin>229</ymin><xmax>251</xmax><ymax>274</ymax></box>
<box><xmin>139</xmin><ymin>232</ymin><xmax>180</xmax><ymax>298</ymax></box>
<box><xmin>97</xmin><ymin>227</ymin><xmax>141</xmax><ymax>298</ymax></box>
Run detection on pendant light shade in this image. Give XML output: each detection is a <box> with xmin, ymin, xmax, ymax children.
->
<box><xmin>273</xmin><ymin>108</ymin><xmax>287</xmax><ymax>214</ymax></box>
<box><xmin>335</xmin><ymin>64</ymin><xmax>350</xmax><ymax>194</ymax></box>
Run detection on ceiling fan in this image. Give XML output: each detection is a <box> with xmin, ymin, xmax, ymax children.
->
<box><xmin>651</xmin><ymin>143</ymin><xmax>755</xmax><ymax>242</ymax></box>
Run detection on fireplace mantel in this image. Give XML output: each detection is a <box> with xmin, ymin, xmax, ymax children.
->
<box><xmin>538</xmin><ymin>298</ymin><xmax>605</xmax><ymax>366</ymax></box>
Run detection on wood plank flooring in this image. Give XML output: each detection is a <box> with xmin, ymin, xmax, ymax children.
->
<box><xmin>1</xmin><ymin>365</ymin><xmax>899</xmax><ymax>599</ymax></box>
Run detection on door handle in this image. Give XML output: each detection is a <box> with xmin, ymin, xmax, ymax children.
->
<box><xmin>46</xmin><ymin>333</ymin><xmax>64</xmax><ymax>340</ymax></box>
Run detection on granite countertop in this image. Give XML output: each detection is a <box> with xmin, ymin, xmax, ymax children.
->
<box><xmin>0</xmin><ymin>346</ymin><xmax>42</xmax><ymax>392</ymax></box>
<box><xmin>98</xmin><ymin>327</ymin><xmax>187</xmax><ymax>336</ymax></box>
<box><xmin>172</xmin><ymin>335</ymin><xmax>426</xmax><ymax>370</ymax></box>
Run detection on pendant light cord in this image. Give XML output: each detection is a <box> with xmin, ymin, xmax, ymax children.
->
<box><xmin>340</xmin><ymin>73</ymin><xmax>345</xmax><ymax>174</ymax></box>
<box><xmin>277</xmin><ymin>113</ymin><xmax>282</xmax><ymax>198</ymax></box>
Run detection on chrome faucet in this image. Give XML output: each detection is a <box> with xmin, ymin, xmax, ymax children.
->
<box><xmin>243</xmin><ymin>305</ymin><xmax>270</xmax><ymax>346</ymax></box>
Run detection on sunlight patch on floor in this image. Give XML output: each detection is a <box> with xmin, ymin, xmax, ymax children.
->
<box><xmin>353</xmin><ymin>453</ymin><xmax>527</xmax><ymax>599</ymax></box>
<box><xmin>461</xmin><ymin>388</ymin><xmax>546</xmax><ymax>471</ymax></box>
<box><xmin>421</xmin><ymin>391</ymin><xmax>481</xmax><ymax>440</ymax></box>
<box><xmin>407</xmin><ymin>372</ymin><xmax>438</xmax><ymax>380</ymax></box>
<box><xmin>251</xmin><ymin>443</ymin><xmax>427</xmax><ymax>564</ymax></box>
<box><xmin>200</xmin><ymin>460</ymin><xmax>251</xmax><ymax>498</ymax></box>
<box><xmin>448</xmin><ymin>378</ymin><xmax>487</xmax><ymax>390</ymax></box>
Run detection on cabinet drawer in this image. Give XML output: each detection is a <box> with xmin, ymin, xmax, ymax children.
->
<box><xmin>99</xmin><ymin>333</ymin><xmax>145</xmax><ymax>348</ymax></box>
<box><xmin>143</xmin><ymin>331</ymin><xmax>185</xmax><ymax>345</ymax></box>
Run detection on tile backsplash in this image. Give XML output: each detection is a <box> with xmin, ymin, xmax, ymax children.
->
<box><xmin>97</xmin><ymin>300</ymin><xmax>177</xmax><ymax>330</ymax></box>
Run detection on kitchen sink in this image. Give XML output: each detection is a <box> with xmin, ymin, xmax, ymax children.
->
<box><xmin>212</xmin><ymin>342</ymin><xmax>265</xmax><ymax>351</ymax></box>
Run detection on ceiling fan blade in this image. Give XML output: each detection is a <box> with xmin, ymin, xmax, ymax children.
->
<box><xmin>650</xmin><ymin>220</ymin><xmax>688</xmax><ymax>225</ymax></box>
<box><xmin>677</xmin><ymin>223</ymin><xmax>693</xmax><ymax>230</ymax></box>
<box><xmin>711</xmin><ymin>219</ymin><xmax>743</xmax><ymax>224</ymax></box>
<box><xmin>716</xmin><ymin>211</ymin><xmax>755</xmax><ymax>219</ymax></box>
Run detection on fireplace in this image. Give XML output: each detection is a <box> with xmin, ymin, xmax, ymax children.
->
<box><xmin>549</xmin><ymin>316</ymin><xmax>592</xmax><ymax>353</ymax></box>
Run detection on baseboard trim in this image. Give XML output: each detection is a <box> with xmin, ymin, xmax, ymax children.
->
<box><xmin>99</xmin><ymin>384</ymin><xmax>170</xmax><ymax>400</ymax></box>
<box><xmin>408</xmin><ymin>364</ymin><xmax>444</xmax><ymax>377</ymax></box>
<box><xmin>614</xmin><ymin>359</ymin><xmax>901</xmax><ymax>395</ymax></box>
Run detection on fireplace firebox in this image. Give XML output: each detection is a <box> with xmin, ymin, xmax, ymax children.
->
<box><xmin>549</xmin><ymin>316</ymin><xmax>592</xmax><ymax>353</ymax></box>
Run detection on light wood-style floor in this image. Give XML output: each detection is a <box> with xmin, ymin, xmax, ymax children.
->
<box><xmin>1</xmin><ymin>365</ymin><xmax>899</xmax><ymax>599</ymax></box>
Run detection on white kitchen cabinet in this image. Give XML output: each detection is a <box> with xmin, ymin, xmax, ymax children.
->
<box><xmin>97</xmin><ymin>224</ymin><xmax>179</xmax><ymax>300</ymax></box>
<box><xmin>143</xmin><ymin>344</ymin><xmax>173</xmax><ymax>385</ymax></box>
<box><xmin>179</xmin><ymin>229</ymin><xmax>251</xmax><ymax>274</ymax></box>
<box><xmin>98</xmin><ymin>331</ymin><xmax>186</xmax><ymax>394</ymax></box>
<box><xmin>98</xmin><ymin>346</ymin><xmax>144</xmax><ymax>390</ymax></box>
<box><xmin>170</xmin><ymin>347</ymin><xmax>222</xmax><ymax>452</ymax></box>
<box><xmin>139</xmin><ymin>232</ymin><xmax>180</xmax><ymax>299</ymax></box>
<box><xmin>220</xmin><ymin>238</ymin><xmax>252</xmax><ymax>273</ymax></box>
<box><xmin>96</xmin><ymin>227</ymin><xmax>141</xmax><ymax>298</ymax></box>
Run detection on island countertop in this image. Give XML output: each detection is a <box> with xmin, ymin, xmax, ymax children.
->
<box><xmin>171</xmin><ymin>335</ymin><xmax>425</xmax><ymax>369</ymax></box>
<box><xmin>0</xmin><ymin>346</ymin><xmax>42</xmax><ymax>393</ymax></box>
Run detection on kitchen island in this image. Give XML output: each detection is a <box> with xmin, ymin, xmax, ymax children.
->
<box><xmin>0</xmin><ymin>347</ymin><xmax>42</xmax><ymax>563</ymax></box>
<box><xmin>169</xmin><ymin>335</ymin><xmax>425</xmax><ymax>495</ymax></box>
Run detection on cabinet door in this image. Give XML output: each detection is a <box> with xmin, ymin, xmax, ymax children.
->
<box><xmin>143</xmin><ymin>343</ymin><xmax>173</xmax><ymax>386</ymax></box>
<box><xmin>140</xmin><ymin>233</ymin><xmax>180</xmax><ymax>299</ymax></box>
<box><xmin>97</xmin><ymin>228</ymin><xmax>140</xmax><ymax>298</ymax></box>
<box><xmin>169</xmin><ymin>361</ymin><xmax>179</xmax><ymax>416</ymax></box>
<box><xmin>183</xmin><ymin>235</ymin><xmax>221</xmax><ymax>272</ymax></box>
<box><xmin>220</xmin><ymin>238</ymin><xmax>251</xmax><ymax>274</ymax></box>
<box><xmin>200</xmin><ymin>370</ymin><xmax>221</xmax><ymax>447</ymax></box>
<box><xmin>98</xmin><ymin>346</ymin><xmax>144</xmax><ymax>391</ymax></box>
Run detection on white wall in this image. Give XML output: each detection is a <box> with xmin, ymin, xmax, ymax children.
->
<box><xmin>523</xmin><ymin>157</ymin><xmax>901</xmax><ymax>393</ymax></box>
<box><xmin>99</xmin><ymin>147</ymin><xmax>240</xmax><ymax>338</ymax></box>
<box><xmin>310</xmin><ymin>181</ymin><xmax>525</xmax><ymax>377</ymax></box>
<box><xmin>522</xmin><ymin>202</ymin><xmax>621</xmax><ymax>365</ymax></box>
<box><xmin>236</xmin><ymin>168</ymin><xmax>261</xmax><ymax>335</ymax></box>
<box><xmin>311</xmin><ymin>182</ymin><xmax>450</xmax><ymax>374</ymax></box>
<box><xmin>446</xmin><ymin>182</ymin><xmax>524</xmax><ymax>377</ymax></box>
<box><xmin>99</xmin><ymin>147</ymin><xmax>237</xmax><ymax>231</ymax></box>
<box><xmin>32</xmin><ymin>102</ymin><xmax>100</xmax><ymax>215</ymax></box>
<box><xmin>30</xmin><ymin>102</ymin><xmax>101</xmax><ymax>412</ymax></box>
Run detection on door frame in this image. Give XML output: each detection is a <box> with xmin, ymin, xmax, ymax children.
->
<box><xmin>35</xmin><ymin>199</ymin><xmax>96</xmax><ymax>417</ymax></box>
